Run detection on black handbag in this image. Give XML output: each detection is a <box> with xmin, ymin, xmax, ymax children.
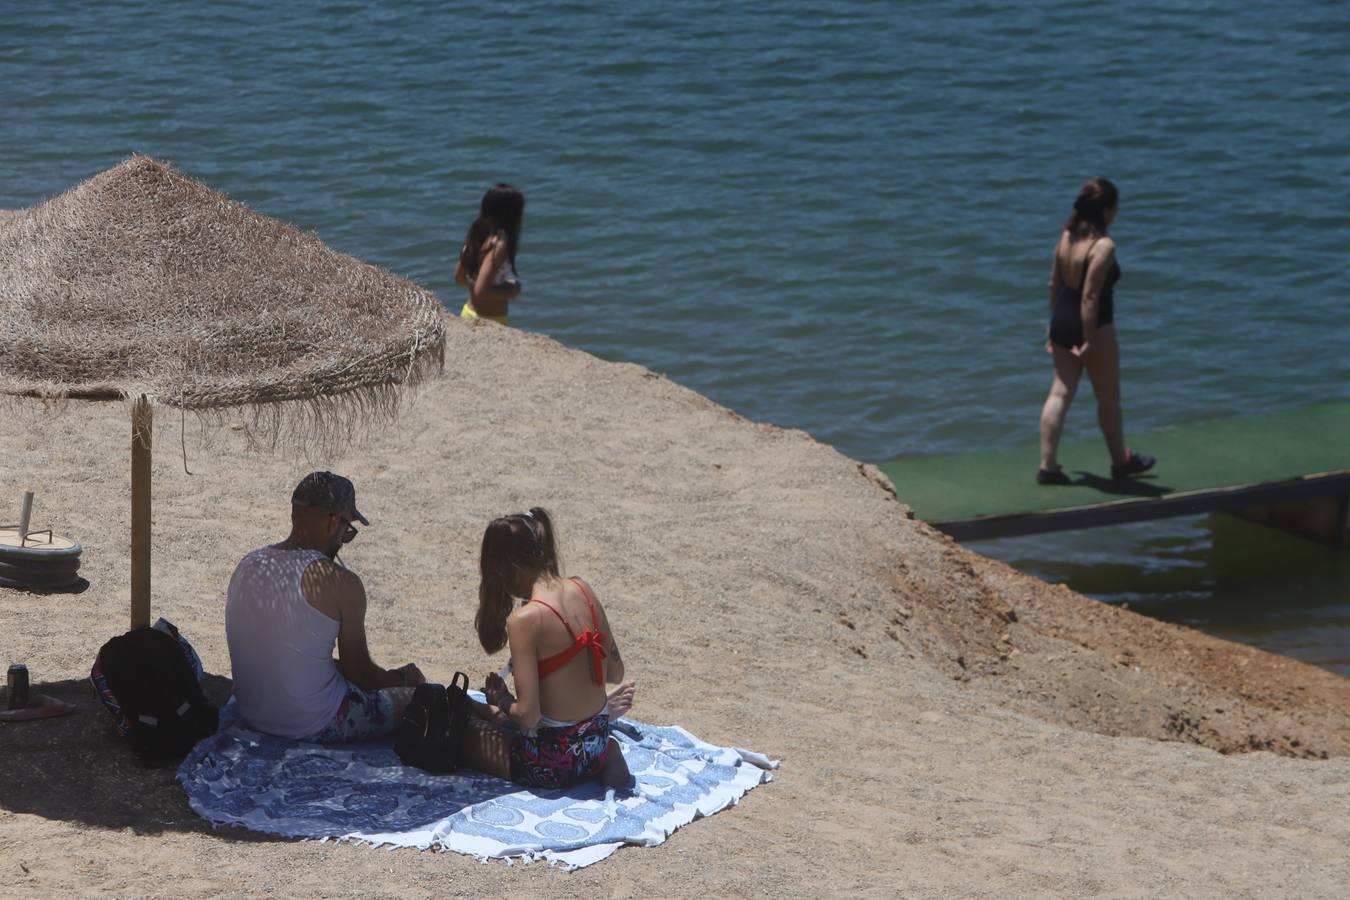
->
<box><xmin>394</xmin><ymin>672</ymin><xmax>472</xmax><ymax>773</ymax></box>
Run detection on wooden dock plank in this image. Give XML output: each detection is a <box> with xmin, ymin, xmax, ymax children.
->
<box><xmin>876</xmin><ymin>402</ymin><xmax>1350</xmax><ymax>539</ymax></box>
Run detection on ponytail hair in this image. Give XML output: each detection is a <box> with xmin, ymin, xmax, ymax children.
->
<box><xmin>1064</xmin><ymin>177</ymin><xmax>1118</xmax><ymax>239</ymax></box>
<box><xmin>474</xmin><ymin>507</ymin><xmax>562</xmax><ymax>654</ymax></box>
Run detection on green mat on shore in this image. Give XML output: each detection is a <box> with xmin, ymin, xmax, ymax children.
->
<box><xmin>876</xmin><ymin>402</ymin><xmax>1350</xmax><ymax>525</ymax></box>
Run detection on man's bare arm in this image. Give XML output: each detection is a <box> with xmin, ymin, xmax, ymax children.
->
<box><xmin>309</xmin><ymin>563</ymin><xmax>421</xmax><ymax>689</ymax></box>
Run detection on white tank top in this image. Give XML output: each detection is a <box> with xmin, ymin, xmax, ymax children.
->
<box><xmin>225</xmin><ymin>545</ymin><xmax>347</xmax><ymax>739</ymax></box>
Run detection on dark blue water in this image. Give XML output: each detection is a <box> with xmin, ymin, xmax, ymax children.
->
<box><xmin>3</xmin><ymin>1</ymin><xmax>1347</xmax><ymax>672</ymax></box>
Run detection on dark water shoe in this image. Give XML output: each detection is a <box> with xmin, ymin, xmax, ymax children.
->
<box><xmin>1111</xmin><ymin>450</ymin><xmax>1157</xmax><ymax>479</ymax></box>
<box><xmin>1036</xmin><ymin>466</ymin><xmax>1072</xmax><ymax>486</ymax></box>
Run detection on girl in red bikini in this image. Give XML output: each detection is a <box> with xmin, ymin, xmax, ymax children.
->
<box><xmin>464</xmin><ymin>508</ymin><xmax>636</xmax><ymax>789</ymax></box>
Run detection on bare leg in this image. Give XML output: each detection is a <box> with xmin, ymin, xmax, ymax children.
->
<box><xmin>463</xmin><ymin>716</ymin><xmax>513</xmax><ymax>780</ymax></box>
<box><xmin>601</xmin><ymin>737</ymin><xmax>634</xmax><ymax>789</ymax></box>
<box><xmin>603</xmin><ymin>683</ymin><xmax>637</xmax><ymax>789</ymax></box>
<box><xmin>1083</xmin><ymin>326</ymin><xmax>1128</xmax><ymax>466</ymax></box>
<box><xmin>607</xmin><ymin>681</ymin><xmax>636</xmax><ymax>718</ymax></box>
<box><xmin>1039</xmin><ymin>345</ymin><xmax>1083</xmax><ymax>471</ymax></box>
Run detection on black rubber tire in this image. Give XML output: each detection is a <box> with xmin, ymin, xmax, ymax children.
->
<box><xmin>0</xmin><ymin>553</ymin><xmax>80</xmax><ymax>574</ymax></box>
<box><xmin>0</xmin><ymin>558</ymin><xmax>79</xmax><ymax>580</ymax></box>
<box><xmin>0</xmin><ymin>540</ymin><xmax>82</xmax><ymax>564</ymax></box>
<box><xmin>0</xmin><ymin>570</ymin><xmax>81</xmax><ymax>590</ymax></box>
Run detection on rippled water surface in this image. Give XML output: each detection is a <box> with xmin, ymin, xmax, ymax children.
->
<box><xmin>3</xmin><ymin>1</ymin><xmax>1347</xmax><ymax>672</ymax></box>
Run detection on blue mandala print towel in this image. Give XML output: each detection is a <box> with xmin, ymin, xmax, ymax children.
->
<box><xmin>178</xmin><ymin>699</ymin><xmax>777</xmax><ymax>870</ymax></box>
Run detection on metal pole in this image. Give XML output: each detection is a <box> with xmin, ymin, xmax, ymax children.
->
<box><xmin>16</xmin><ymin>491</ymin><xmax>33</xmax><ymax>547</ymax></box>
<box><xmin>131</xmin><ymin>396</ymin><xmax>152</xmax><ymax>629</ymax></box>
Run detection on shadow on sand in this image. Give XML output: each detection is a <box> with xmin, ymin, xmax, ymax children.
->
<box><xmin>2</xmin><ymin>577</ymin><xmax>90</xmax><ymax>596</ymax></box>
<box><xmin>0</xmin><ymin>674</ymin><xmax>284</xmax><ymax>842</ymax></box>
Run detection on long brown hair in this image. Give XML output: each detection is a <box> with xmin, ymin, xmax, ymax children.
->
<box><xmin>1064</xmin><ymin>177</ymin><xmax>1118</xmax><ymax>239</ymax></box>
<box><xmin>475</xmin><ymin>507</ymin><xmax>561</xmax><ymax>654</ymax></box>
<box><xmin>458</xmin><ymin>183</ymin><xmax>525</xmax><ymax>278</ymax></box>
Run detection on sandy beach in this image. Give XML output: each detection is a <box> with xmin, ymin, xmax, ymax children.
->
<box><xmin>1</xmin><ymin>313</ymin><xmax>1348</xmax><ymax>898</ymax></box>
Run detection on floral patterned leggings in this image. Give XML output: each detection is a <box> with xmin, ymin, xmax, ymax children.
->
<box><xmin>307</xmin><ymin>682</ymin><xmax>401</xmax><ymax>744</ymax></box>
<box><xmin>509</xmin><ymin>712</ymin><xmax>611</xmax><ymax>789</ymax></box>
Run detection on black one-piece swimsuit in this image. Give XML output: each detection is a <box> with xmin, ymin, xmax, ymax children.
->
<box><xmin>1049</xmin><ymin>240</ymin><xmax>1121</xmax><ymax>350</ymax></box>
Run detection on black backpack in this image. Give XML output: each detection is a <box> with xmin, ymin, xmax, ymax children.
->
<box><xmin>90</xmin><ymin>624</ymin><xmax>219</xmax><ymax>764</ymax></box>
<box><xmin>394</xmin><ymin>672</ymin><xmax>471</xmax><ymax>773</ymax></box>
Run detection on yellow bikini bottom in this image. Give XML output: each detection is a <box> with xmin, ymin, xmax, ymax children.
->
<box><xmin>461</xmin><ymin>302</ymin><xmax>508</xmax><ymax>326</ymax></box>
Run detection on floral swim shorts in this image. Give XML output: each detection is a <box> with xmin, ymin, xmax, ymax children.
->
<box><xmin>307</xmin><ymin>681</ymin><xmax>400</xmax><ymax>744</ymax></box>
<box><xmin>509</xmin><ymin>712</ymin><xmax>611</xmax><ymax>789</ymax></box>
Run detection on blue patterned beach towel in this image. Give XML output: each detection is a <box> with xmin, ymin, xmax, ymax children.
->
<box><xmin>178</xmin><ymin>698</ymin><xmax>777</xmax><ymax>870</ymax></box>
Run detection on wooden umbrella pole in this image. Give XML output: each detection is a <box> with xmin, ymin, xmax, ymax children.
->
<box><xmin>130</xmin><ymin>396</ymin><xmax>152</xmax><ymax>629</ymax></box>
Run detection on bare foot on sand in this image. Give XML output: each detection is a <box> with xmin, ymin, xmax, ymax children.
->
<box><xmin>607</xmin><ymin>680</ymin><xmax>637</xmax><ymax>718</ymax></box>
<box><xmin>601</xmin><ymin>737</ymin><xmax>634</xmax><ymax>789</ymax></box>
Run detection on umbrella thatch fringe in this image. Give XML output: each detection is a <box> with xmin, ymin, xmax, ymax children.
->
<box><xmin>0</xmin><ymin>156</ymin><xmax>447</xmax><ymax>454</ymax></box>
<box><xmin>0</xmin><ymin>336</ymin><xmax>443</xmax><ymax>459</ymax></box>
<box><xmin>197</xmin><ymin>344</ymin><xmax>444</xmax><ymax>457</ymax></box>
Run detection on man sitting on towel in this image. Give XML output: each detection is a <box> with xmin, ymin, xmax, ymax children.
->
<box><xmin>226</xmin><ymin>471</ymin><xmax>425</xmax><ymax>743</ymax></box>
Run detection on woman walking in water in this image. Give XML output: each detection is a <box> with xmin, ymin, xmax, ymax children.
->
<box><xmin>454</xmin><ymin>184</ymin><xmax>525</xmax><ymax>325</ymax></box>
<box><xmin>1037</xmin><ymin>177</ymin><xmax>1155</xmax><ymax>485</ymax></box>
<box><xmin>463</xmin><ymin>508</ymin><xmax>635</xmax><ymax>789</ymax></box>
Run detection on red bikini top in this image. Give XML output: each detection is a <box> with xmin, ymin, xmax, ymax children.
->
<box><xmin>528</xmin><ymin>577</ymin><xmax>608</xmax><ymax>685</ymax></box>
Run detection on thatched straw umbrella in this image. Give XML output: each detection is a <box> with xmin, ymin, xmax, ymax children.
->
<box><xmin>0</xmin><ymin>156</ymin><xmax>445</xmax><ymax>627</ymax></box>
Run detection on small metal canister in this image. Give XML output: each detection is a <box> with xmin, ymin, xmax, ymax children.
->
<box><xmin>6</xmin><ymin>663</ymin><xmax>29</xmax><ymax>710</ymax></box>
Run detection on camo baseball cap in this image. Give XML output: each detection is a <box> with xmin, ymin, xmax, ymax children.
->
<box><xmin>291</xmin><ymin>471</ymin><xmax>369</xmax><ymax>525</ymax></box>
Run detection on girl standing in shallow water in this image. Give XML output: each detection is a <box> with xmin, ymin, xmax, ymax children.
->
<box><xmin>454</xmin><ymin>184</ymin><xmax>524</xmax><ymax>325</ymax></box>
<box><xmin>463</xmin><ymin>508</ymin><xmax>636</xmax><ymax>789</ymax></box>
<box><xmin>1037</xmin><ymin>177</ymin><xmax>1155</xmax><ymax>485</ymax></box>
